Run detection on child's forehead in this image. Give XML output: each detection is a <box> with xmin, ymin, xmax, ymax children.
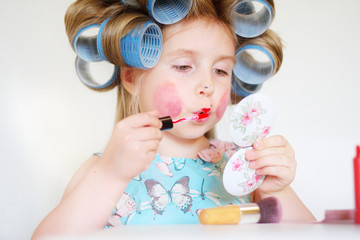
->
<box><xmin>159</xmin><ymin>18</ymin><xmax>236</xmax><ymax>59</ymax></box>
<box><xmin>162</xmin><ymin>17</ymin><xmax>233</xmax><ymax>42</ymax></box>
<box><xmin>160</xmin><ymin>18</ymin><xmax>236</xmax><ymax>57</ymax></box>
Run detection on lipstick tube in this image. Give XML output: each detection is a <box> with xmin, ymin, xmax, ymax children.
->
<box><xmin>159</xmin><ymin>116</ymin><xmax>173</xmax><ymax>131</ymax></box>
<box><xmin>354</xmin><ymin>145</ymin><xmax>360</xmax><ymax>224</ymax></box>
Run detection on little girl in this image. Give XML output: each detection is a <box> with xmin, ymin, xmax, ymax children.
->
<box><xmin>33</xmin><ymin>0</ymin><xmax>315</xmax><ymax>238</ymax></box>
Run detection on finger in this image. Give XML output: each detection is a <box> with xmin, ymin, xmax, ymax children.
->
<box><xmin>256</xmin><ymin>166</ymin><xmax>295</xmax><ymax>185</ymax></box>
<box><xmin>140</xmin><ymin>142</ymin><xmax>161</xmax><ymax>161</ymax></box>
<box><xmin>255</xmin><ymin>165</ymin><xmax>290</xmax><ymax>179</ymax></box>
<box><xmin>125</xmin><ymin>138</ymin><xmax>161</xmax><ymax>157</ymax></box>
<box><xmin>124</xmin><ymin>111</ymin><xmax>162</xmax><ymax>129</ymax></box>
<box><xmin>133</xmin><ymin>139</ymin><xmax>161</xmax><ymax>155</ymax></box>
<box><xmin>249</xmin><ymin>154</ymin><xmax>293</xmax><ymax>170</ymax></box>
<box><xmin>118</xmin><ymin>124</ymin><xmax>162</xmax><ymax>140</ymax></box>
<box><xmin>253</xmin><ymin>135</ymin><xmax>289</xmax><ymax>150</ymax></box>
<box><xmin>133</xmin><ymin>127</ymin><xmax>163</xmax><ymax>141</ymax></box>
<box><xmin>147</xmin><ymin>109</ymin><xmax>160</xmax><ymax>117</ymax></box>
<box><xmin>246</xmin><ymin>146</ymin><xmax>289</xmax><ymax>161</ymax></box>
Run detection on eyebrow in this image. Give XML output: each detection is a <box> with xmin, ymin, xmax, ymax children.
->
<box><xmin>168</xmin><ymin>48</ymin><xmax>235</xmax><ymax>64</ymax></box>
<box><xmin>167</xmin><ymin>49</ymin><xmax>194</xmax><ymax>58</ymax></box>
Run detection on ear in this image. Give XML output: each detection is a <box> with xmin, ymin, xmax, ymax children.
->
<box><xmin>121</xmin><ymin>67</ymin><xmax>136</xmax><ymax>95</ymax></box>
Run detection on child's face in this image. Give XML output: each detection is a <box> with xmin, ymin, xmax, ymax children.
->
<box><xmin>138</xmin><ymin>18</ymin><xmax>236</xmax><ymax>138</ymax></box>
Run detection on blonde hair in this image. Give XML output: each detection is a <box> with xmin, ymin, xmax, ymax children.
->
<box><xmin>65</xmin><ymin>0</ymin><xmax>283</xmax><ymax>138</ymax></box>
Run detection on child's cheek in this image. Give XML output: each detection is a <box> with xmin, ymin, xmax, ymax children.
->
<box><xmin>153</xmin><ymin>83</ymin><xmax>182</xmax><ymax>118</ymax></box>
<box><xmin>216</xmin><ymin>90</ymin><xmax>230</xmax><ymax>119</ymax></box>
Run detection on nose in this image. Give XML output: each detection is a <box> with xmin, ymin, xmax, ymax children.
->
<box><xmin>197</xmin><ymin>72</ymin><xmax>214</xmax><ymax>96</ymax></box>
<box><xmin>199</xmin><ymin>84</ymin><xmax>213</xmax><ymax>96</ymax></box>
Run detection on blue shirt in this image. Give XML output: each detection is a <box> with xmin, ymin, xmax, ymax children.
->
<box><xmin>105</xmin><ymin>146</ymin><xmax>252</xmax><ymax>226</ymax></box>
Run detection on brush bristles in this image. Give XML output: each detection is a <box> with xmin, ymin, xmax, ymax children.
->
<box><xmin>257</xmin><ymin>196</ymin><xmax>282</xmax><ymax>223</ymax></box>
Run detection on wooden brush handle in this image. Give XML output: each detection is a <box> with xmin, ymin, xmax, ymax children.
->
<box><xmin>199</xmin><ymin>205</ymin><xmax>241</xmax><ymax>225</ymax></box>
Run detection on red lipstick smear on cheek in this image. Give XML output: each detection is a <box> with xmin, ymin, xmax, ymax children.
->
<box><xmin>216</xmin><ymin>90</ymin><xmax>230</xmax><ymax>119</ymax></box>
<box><xmin>153</xmin><ymin>83</ymin><xmax>182</xmax><ymax>118</ymax></box>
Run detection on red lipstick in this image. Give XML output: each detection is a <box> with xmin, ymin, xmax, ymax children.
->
<box><xmin>173</xmin><ymin>113</ymin><xmax>209</xmax><ymax>124</ymax></box>
<box><xmin>201</xmin><ymin>108</ymin><xmax>211</xmax><ymax>113</ymax></box>
<box><xmin>354</xmin><ymin>145</ymin><xmax>360</xmax><ymax>224</ymax></box>
<box><xmin>159</xmin><ymin>113</ymin><xmax>209</xmax><ymax>131</ymax></box>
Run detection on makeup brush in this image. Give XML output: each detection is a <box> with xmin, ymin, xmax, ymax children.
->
<box><xmin>198</xmin><ymin>196</ymin><xmax>282</xmax><ymax>225</ymax></box>
<box><xmin>159</xmin><ymin>113</ymin><xmax>209</xmax><ymax>131</ymax></box>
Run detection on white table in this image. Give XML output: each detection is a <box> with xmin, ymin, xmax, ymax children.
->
<box><xmin>51</xmin><ymin>223</ymin><xmax>360</xmax><ymax>240</ymax></box>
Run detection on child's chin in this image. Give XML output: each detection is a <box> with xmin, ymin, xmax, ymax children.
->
<box><xmin>172</xmin><ymin>126</ymin><xmax>212</xmax><ymax>139</ymax></box>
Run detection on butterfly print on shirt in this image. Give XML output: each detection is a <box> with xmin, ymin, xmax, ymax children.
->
<box><xmin>156</xmin><ymin>155</ymin><xmax>188</xmax><ymax>177</ymax></box>
<box><xmin>107</xmin><ymin>193</ymin><xmax>151</xmax><ymax>226</ymax></box>
<box><xmin>144</xmin><ymin>176</ymin><xmax>193</xmax><ymax>220</ymax></box>
<box><xmin>189</xmin><ymin>179</ymin><xmax>222</xmax><ymax>206</ymax></box>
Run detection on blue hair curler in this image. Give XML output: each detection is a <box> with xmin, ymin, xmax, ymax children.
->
<box><xmin>231</xmin><ymin>0</ymin><xmax>273</xmax><ymax>38</ymax></box>
<box><xmin>73</xmin><ymin>19</ymin><xmax>162</xmax><ymax>69</ymax></box>
<box><xmin>120</xmin><ymin>21</ymin><xmax>162</xmax><ymax>69</ymax></box>
<box><xmin>72</xmin><ymin>19</ymin><xmax>162</xmax><ymax>89</ymax></box>
<box><xmin>97</xmin><ymin>18</ymin><xmax>111</xmax><ymax>61</ymax></box>
<box><xmin>232</xmin><ymin>74</ymin><xmax>262</xmax><ymax>97</ymax></box>
<box><xmin>73</xmin><ymin>22</ymin><xmax>116</xmax><ymax>89</ymax></box>
<box><xmin>233</xmin><ymin>44</ymin><xmax>274</xmax><ymax>85</ymax></box>
<box><xmin>146</xmin><ymin>0</ymin><xmax>192</xmax><ymax>24</ymax></box>
<box><xmin>121</xmin><ymin>0</ymin><xmax>191</xmax><ymax>25</ymax></box>
<box><xmin>73</xmin><ymin>24</ymin><xmax>103</xmax><ymax>62</ymax></box>
<box><xmin>120</xmin><ymin>0</ymin><xmax>141</xmax><ymax>8</ymax></box>
<box><xmin>75</xmin><ymin>56</ymin><xmax>119</xmax><ymax>89</ymax></box>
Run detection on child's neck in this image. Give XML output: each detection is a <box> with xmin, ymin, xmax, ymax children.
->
<box><xmin>158</xmin><ymin>133</ymin><xmax>210</xmax><ymax>159</ymax></box>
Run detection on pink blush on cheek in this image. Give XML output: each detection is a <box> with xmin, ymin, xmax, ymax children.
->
<box><xmin>216</xmin><ymin>91</ymin><xmax>230</xmax><ymax>119</ymax></box>
<box><xmin>153</xmin><ymin>84</ymin><xmax>182</xmax><ymax>118</ymax></box>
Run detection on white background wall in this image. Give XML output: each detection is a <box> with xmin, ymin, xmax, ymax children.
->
<box><xmin>1</xmin><ymin>0</ymin><xmax>359</xmax><ymax>239</ymax></box>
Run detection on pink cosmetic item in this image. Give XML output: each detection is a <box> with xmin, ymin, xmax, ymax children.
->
<box><xmin>322</xmin><ymin>209</ymin><xmax>355</xmax><ymax>223</ymax></box>
<box><xmin>223</xmin><ymin>93</ymin><xmax>276</xmax><ymax>196</ymax></box>
<box><xmin>321</xmin><ymin>146</ymin><xmax>360</xmax><ymax>224</ymax></box>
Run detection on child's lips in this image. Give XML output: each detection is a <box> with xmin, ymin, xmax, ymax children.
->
<box><xmin>193</xmin><ymin>107</ymin><xmax>211</xmax><ymax>115</ymax></box>
<box><xmin>193</xmin><ymin>109</ymin><xmax>211</xmax><ymax>122</ymax></box>
<box><xmin>201</xmin><ymin>108</ymin><xmax>211</xmax><ymax>113</ymax></box>
<box><xmin>197</xmin><ymin>113</ymin><xmax>209</xmax><ymax>120</ymax></box>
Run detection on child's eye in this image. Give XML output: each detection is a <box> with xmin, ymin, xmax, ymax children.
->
<box><xmin>172</xmin><ymin>65</ymin><xmax>192</xmax><ymax>71</ymax></box>
<box><xmin>214</xmin><ymin>69</ymin><xmax>229</xmax><ymax>76</ymax></box>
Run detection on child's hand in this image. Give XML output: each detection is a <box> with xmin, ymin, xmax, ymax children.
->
<box><xmin>101</xmin><ymin>110</ymin><xmax>163</xmax><ymax>183</ymax></box>
<box><xmin>246</xmin><ymin>135</ymin><xmax>296</xmax><ymax>196</ymax></box>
